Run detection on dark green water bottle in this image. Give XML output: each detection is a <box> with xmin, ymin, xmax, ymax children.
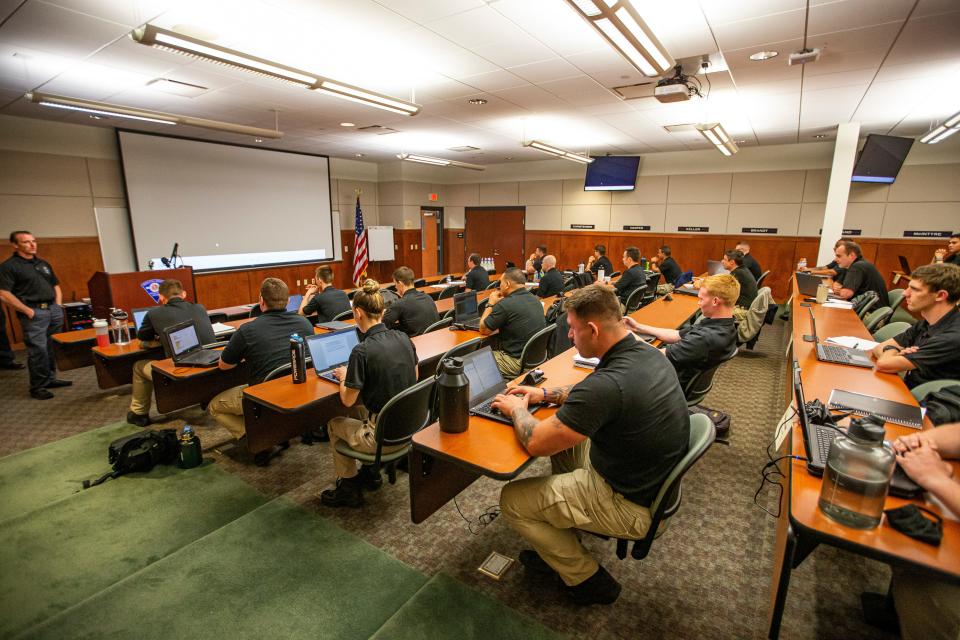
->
<box><xmin>178</xmin><ymin>425</ymin><xmax>203</xmax><ymax>469</ymax></box>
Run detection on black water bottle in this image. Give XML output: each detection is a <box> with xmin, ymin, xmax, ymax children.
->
<box><xmin>290</xmin><ymin>334</ymin><xmax>306</xmax><ymax>384</ymax></box>
<box><xmin>437</xmin><ymin>357</ymin><xmax>470</xmax><ymax>434</ymax></box>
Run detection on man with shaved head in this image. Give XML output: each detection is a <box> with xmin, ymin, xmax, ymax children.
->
<box><xmin>536</xmin><ymin>255</ymin><xmax>564</xmax><ymax>298</ymax></box>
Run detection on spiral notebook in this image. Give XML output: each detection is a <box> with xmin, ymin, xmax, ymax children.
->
<box><xmin>828</xmin><ymin>389</ymin><xmax>923</xmax><ymax>428</ymax></box>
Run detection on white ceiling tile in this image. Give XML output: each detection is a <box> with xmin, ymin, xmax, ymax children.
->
<box><xmin>700</xmin><ymin>0</ymin><xmax>805</xmax><ymax>26</ymax></box>
<box><xmin>802</xmin><ymin>68</ymin><xmax>877</xmax><ymax>91</ymax></box>
<box><xmin>724</xmin><ymin>39</ymin><xmax>805</xmax><ymax>70</ymax></box>
<box><xmin>508</xmin><ymin>57</ymin><xmax>581</xmax><ymax>84</ymax></box>
<box><xmin>0</xmin><ymin>1</ymin><xmax>131</xmax><ymax>59</ymax></box>
<box><xmin>808</xmin><ymin>0</ymin><xmax>914</xmax><ymax>35</ymax></box>
<box><xmin>539</xmin><ymin>76</ymin><xmax>617</xmax><ymax>104</ymax></box>
<box><xmin>457</xmin><ymin>69</ymin><xmax>527</xmax><ymax>93</ymax></box>
<box><xmin>911</xmin><ymin>0</ymin><xmax>960</xmax><ymax>18</ymax></box>
<box><xmin>471</xmin><ymin>36</ymin><xmax>556</xmax><ymax>69</ymax></box>
<box><xmin>86</xmin><ymin>36</ymin><xmax>183</xmax><ymax>79</ymax></box>
<box><xmin>0</xmin><ymin>42</ymin><xmax>74</xmax><ymax>90</ymax></box>
<box><xmin>41</xmin><ymin>0</ymin><xmax>176</xmax><ymax>27</ymax></box>
<box><xmin>711</xmin><ymin>9</ymin><xmax>806</xmax><ymax>52</ymax></box>
<box><xmin>800</xmin><ymin>84</ymin><xmax>870</xmax><ymax>127</ymax></box>
<box><xmin>372</xmin><ymin>0</ymin><xmax>485</xmax><ymax>23</ymax></box>
<box><xmin>424</xmin><ymin>5</ymin><xmax>514</xmax><ymax>48</ymax></box>
<box><xmin>490</xmin><ymin>0</ymin><xmax>606</xmax><ymax>57</ymax></box>
<box><xmin>490</xmin><ymin>84</ymin><xmax>569</xmax><ymax>110</ymax></box>
<box><xmin>884</xmin><ymin>12</ymin><xmax>960</xmax><ymax>66</ymax></box>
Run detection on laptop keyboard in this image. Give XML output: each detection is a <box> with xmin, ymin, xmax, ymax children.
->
<box><xmin>819</xmin><ymin>344</ymin><xmax>853</xmax><ymax>363</ymax></box>
<box><xmin>815</xmin><ymin>426</ymin><xmax>839</xmax><ymax>462</ymax></box>
<box><xmin>473</xmin><ymin>398</ymin><xmax>542</xmax><ymax>417</ymax></box>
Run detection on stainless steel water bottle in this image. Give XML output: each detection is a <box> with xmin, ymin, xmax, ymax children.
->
<box><xmin>437</xmin><ymin>357</ymin><xmax>470</xmax><ymax>434</ymax></box>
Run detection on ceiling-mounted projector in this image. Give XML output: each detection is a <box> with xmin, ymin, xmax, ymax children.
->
<box><xmin>788</xmin><ymin>48</ymin><xmax>821</xmax><ymax>66</ymax></box>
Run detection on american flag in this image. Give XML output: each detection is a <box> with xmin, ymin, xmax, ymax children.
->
<box><xmin>352</xmin><ymin>196</ymin><xmax>368</xmax><ymax>286</ymax></box>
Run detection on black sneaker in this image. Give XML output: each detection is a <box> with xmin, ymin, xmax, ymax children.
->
<box><xmin>30</xmin><ymin>388</ymin><xmax>54</xmax><ymax>400</ymax></box>
<box><xmin>320</xmin><ymin>477</ymin><xmax>364</xmax><ymax>508</ymax></box>
<box><xmin>519</xmin><ymin>550</ymin><xmax>557</xmax><ymax>576</ymax></box>
<box><xmin>45</xmin><ymin>379</ymin><xmax>73</xmax><ymax>388</ymax></box>
<box><xmin>126</xmin><ymin>411</ymin><xmax>152</xmax><ymax>427</ymax></box>
<box><xmin>357</xmin><ymin>465</ymin><xmax>383</xmax><ymax>491</ymax></box>
<box><xmin>860</xmin><ymin>591</ymin><xmax>899</xmax><ymax>632</ymax></box>
<box><xmin>566</xmin><ymin>566</ymin><xmax>622</xmax><ymax>606</ymax></box>
<box><xmin>0</xmin><ymin>361</ymin><xmax>24</xmax><ymax>370</ymax></box>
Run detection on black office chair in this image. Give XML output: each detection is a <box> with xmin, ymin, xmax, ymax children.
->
<box><xmin>413</xmin><ymin>278</ymin><xmax>427</xmax><ymax>288</ymax></box>
<box><xmin>332</xmin><ymin>309</ymin><xmax>354</xmax><ymax>321</ymax></box>
<box><xmin>562</xmin><ymin>280</ymin><xmax>577</xmax><ymax>293</ymax></box>
<box><xmin>547</xmin><ymin>309</ymin><xmax>572</xmax><ymax>358</ymax></box>
<box><xmin>248</xmin><ymin>305</ymin><xmax>262</xmax><ymax>318</ymax></box>
<box><xmin>624</xmin><ymin>287</ymin><xmax>645</xmax><ymax>314</ymax></box>
<box><xmin>420</xmin><ymin>316</ymin><xmax>453</xmax><ymax>335</ymax></box>
<box><xmin>756</xmin><ymin>270</ymin><xmax>771</xmax><ymax>288</ymax></box>
<box><xmin>609</xmin><ymin>271</ymin><xmax>621</xmax><ymax>279</ymax></box>
<box><xmin>485</xmin><ymin>281</ymin><xmax>499</xmax><ymax>291</ymax></box>
<box><xmin>437</xmin><ymin>336</ymin><xmax>483</xmax><ymax>364</ymax></box>
<box><xmin>639</xmin><ymin>280</ymin><xmax>658</xmax><ymax>309</ymax></box>
<box><xmin>334</xmin><ymin>377</ymin><xmax>436</xmax><ymax>485</ymax></box>
<box><xmin>477</xmin><ymin>299</ymin><xmax>489</xmax><ymax>314</ymax></box>
<box><xmin>519</xmin><ymin>325</ymin><xmax>556</xmax><ymax>372</ymax></box>
<box><xmin>437</xmin><ymin>285</ymin><xmax>459</xmax><ymax>300</ymax></box>
<box><xmin>207</xmin><ymin>312</ymin><xmax>228</xmax><ymax>324</ymax></box>
<box><xmin>852</xmin><ymin>290</ymin><xmax>879</xmax><ymax>319</ymax></box>
<box><xmin>682</xmin><ymin>349</ymin><xmax>738</xmax><ymax>407</ymax></box>
<box><xmin>593</xmin><ymin>413</ymin><xmax>715</xmax><ymax>560</ymax></box>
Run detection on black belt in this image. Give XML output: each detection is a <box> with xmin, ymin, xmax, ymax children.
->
<box><xmin>28</xmin><ymin>302</ymin><xmax>54</xmax><ymax>309</ymax></box>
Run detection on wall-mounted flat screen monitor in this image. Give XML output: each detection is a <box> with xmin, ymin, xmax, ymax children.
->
<box><xmin>850</xmin><ymin>134</ymin><xmax>914</xmax><ymax>184</ymax></box>
<box><xmin>584</xmin><ymin>156</ymin><xmax>641</xmax><ymax>191</ymax></box>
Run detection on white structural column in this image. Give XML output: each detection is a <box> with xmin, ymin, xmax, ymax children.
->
<box><xmin>818</xmin><ymin>121</ymin><xmax>861</xmax><ymax>265</ymax></box>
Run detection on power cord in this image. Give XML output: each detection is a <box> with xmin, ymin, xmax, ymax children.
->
<box><xmin>453</xmin><ymin>496</ymin><xmax>500</xmax><ymax>535</ymax></box>
<box><xmin>755</xmin><ymin>408</ymin><xmax>806</xmax><ymax>518</ymax></box>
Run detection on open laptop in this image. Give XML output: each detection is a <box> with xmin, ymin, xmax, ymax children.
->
<box><xmin>796</xmin><ymin>271</ymin><xmax>824</xmax><ymax>297</ymax></box>
<box><xmin>462</xmin><ymin>347</ymin><xmax>543</xmax><ymax>425</ymax></box>
<box><xmin>898</xmin><ymin>255</ymin><xmax>912</xmax><ymax>275</ymax></box>
<box><xmin>706</xmin><ymin>260</ymin><xmax>728</xmax><ymax>275</ymax></box>
<box><xmin>132</xmin><ymin>307</ymin><xmax>152</xmax><ymax>332</ymax></box>
<box><xmin>793</xmin><ymin>364</ymin><xmax>840</xmax><ymax>475</ymax></box>
<box><xmin>453</xmin><ymin>290</ymin><xmax>482</xmax><ymax>330</ymax></box>
<box><xmin>161</xmin><ymin>320</ymin><xmax>222</xmax><ymax>367</ymax></box>
<box><xmin>286</xmin><ymin>294</ymin><xmax>303</xmax><ymax>312</ymax></box>
<box><xmin>305</xmin><ymin>328</ymin><xmax>360</xmax><ymax>383</ymax></box>
<box><xmin>806</xmin><ymin>307</ymin><xmax>873</xmax><ymax>368</ymax></box>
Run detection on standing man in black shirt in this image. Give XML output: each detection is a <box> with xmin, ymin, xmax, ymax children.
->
<box><xmin>870</xmin><ymin>264</ymin><xmax>960</xmax><ymax>389</ymax></box>
<box><xmin>464</xmin><ymin>253</ymin><xmax>490</xmax><ymax>291</ymax></box>
<box><xmin>934</xmin><ymin>233</ymin><xmax>960</xmax><ymax>266</ymax></box>
<box><xmin>127</xmin><ymin>278</ymin><xmax>216</xmax><ymax>427</ymax></box>
<box><xmin>831</xmin><ymin>240</ymin><xmax>889</xmax><ymax>307</ymax></box>
<box><xmin>613</xmin><ymin>246</ymin><xmax>646</xmax><ymax>307</ymax></box>
<box><xmin>299</xmin><ymin>266</ymin><xmax>350</xmax><ymax>324</ymax></box>
<box><xmin>586</xmin><ymin>244</ymin><xmax>613</xmax><ymax>277</ymax></box>
<box><xmin>735</xmin><ymin>241</ymin><xmax>763</xmax><ymax>281</ymax></box>
<box><xmin>210</xmin><ymin>278</ymin><xmax>314</xmax><ymax>440</ymax></box>
<box><xmin>0</xmin><ymin>230</ymin><xmax>69</xmax><ymax>399</ymax></box>
<box><xmin>626</xmin><ymin>274</ymin><xmax>739</xmax><ymax>389</ymax></box>
<box><xmin>650</xmin><ymin>245</ymin><xmax>682</xmax><ymax>289</ymax></box>
<box><xmin>382</xmin><ymin>266</ymin><xmax>439</xmax><ymax>336</ymax></box>
<box><xmin>479</xmin><ymin>267</ymin><xmax>546</xmax><ymax>378</ymax></box>
<box><xmin>321</xmin><ymin>280</ymin><xmax>418</xmax><ymax>507</ymax></box>
<box><xmin>525</xmin><ymin>244</ymin><xmax>547</xmax><ymax>278</ymax></box>
<box><xmin>535</xmin><ymin>255</ymin><xmax>564</xmax><ymax>298</ymax></box>
<box><xmin>493</xmin><ymin>284</ymin><xmax>689</xmax><ymax>605</ymax></box>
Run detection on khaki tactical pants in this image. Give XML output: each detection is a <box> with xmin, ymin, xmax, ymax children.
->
<box><xmin>493</xmin><ymin>350</ymin><xmax>522</xmax><ymax>380</ymax></box>
<box><xmin>208</xmin><ymin>384</ymin><xmax>248</xmax><ymax>438</ymax></box>
<box><xmin>893</xmin><ymin>569</ymin><xmax>960</xmax><ymax>640</ymax></box>
<box><xmin>129</xmin><ymin>359</ymin><xmax>154</xmax><ymax>415</ymax></box>
<box><xmin>327</xmin><ymin>405</ymin><xmax>404</xmax><ymax>478</ymax></box>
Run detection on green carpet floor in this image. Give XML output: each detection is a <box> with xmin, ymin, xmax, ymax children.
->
<box><xmin>2</xmin><ymin>423</ymin><xmax>565</xmax><ymax>640</ymax></box>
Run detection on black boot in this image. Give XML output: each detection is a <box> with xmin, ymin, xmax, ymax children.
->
<box><xmin>301</xmin><ymin>425</ymin><xmax>329</xmax><ymax>445</ymax></box>
<box><xmin>357</xmin><ymin>465</ymin><xmax>383</xmax><ymax>491</ymax></box>
<box><xmin>320</xmin><ymin>476</ymin><xmax>364</xmax><ymax>508</ymax></box>
<box><xmin>519</xmin><ymin>550</ymin><xmax>558</xmax><ymax>577</ymax></box>
<box><xmin>126</xmin><ymin>411</ymin><xmax>151</xmax><ymax>427</ymax></box>
<box><xmin>566</xmin><ymin>566</ymin><xmax>621</xmax><ymax>605</ymax></box>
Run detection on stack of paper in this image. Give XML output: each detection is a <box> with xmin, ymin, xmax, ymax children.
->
<box><xmin>573</xmin><ymin>352</ymin><xmax>600</xmax><ymax>369</ymax></box>
<box><xmin>822</xmin><ymin>301</ymin><xmax>854</xmax><ymax>309</ymax></box>
<box><xmin>431</xmin><ymin>281</ymin><xmax>465</xmax><ymax>288</ymax></box>
<box><xmin>212</xmin><ymin>322</ymin><xmax>236</xmax><ymax>335</ymax></box>
<box><xmin>825</xmin><ymin>336</ymin><xmax>878</xmax><ymax>351</ymax></box>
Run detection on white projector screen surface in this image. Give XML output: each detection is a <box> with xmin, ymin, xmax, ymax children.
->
<box><xmin>118</xmin><ymin>131</ymin><xmax>334</xmax><ymax>271</ymax></box>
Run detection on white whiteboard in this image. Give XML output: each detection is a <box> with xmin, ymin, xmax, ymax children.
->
<box><xmin>94</xmin><ymin>207</ymin><xmax>137</xmax><ymax>273</ymax></box>
<box><xmin>367</xmin><ymin>226</ymin><xmax>395</xmax><ymax>261</ymax></box>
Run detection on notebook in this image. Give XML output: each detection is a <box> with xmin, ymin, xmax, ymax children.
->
<box><xmin>305</xmin><ymin>328</ymin><xmax>360</xmax><ymax>383</ymax></box>
<box><xmin>828</xmin><ymin>389</ymin><xmax>923</xmax><ymax>428</ymax></box>
<box><xmin>161</xmin><ymin>320</ymin><xmax>221</xmax><ymax>367</ymax></box>
<box><xmin>461</xmin><ymin>347</ymin><xmax>543</xmax><ymax>425</ymax></box>
<box><xmin>453</xmin><ymin>290</ymin><xmax>482</xmax><ymax>330</ymax></box>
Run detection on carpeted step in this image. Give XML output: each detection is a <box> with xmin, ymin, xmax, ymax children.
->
<box><xmin>369</xmin><ymin>572</ymin><xmax>567</xmax><ymax>640</ymax></box>
<box><xmin>0</xmin><ymin>422</ymin><xmax>141</xmax><ymax>523</ymax></box>
<box><xmin>1</xmin><ymin>462</ymin><xmax>269</xmax><ymax>638</ymax></box>
<box><xmin>18</xmin><ymin>497</ymin><xmax>428</xmax><ymax>640</ymax></box>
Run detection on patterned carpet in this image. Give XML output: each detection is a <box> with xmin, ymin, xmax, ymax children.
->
<box><xmin>0</xmin><ymin>320</ymin><xmax>897</xmax><ymax>640</ymax></box>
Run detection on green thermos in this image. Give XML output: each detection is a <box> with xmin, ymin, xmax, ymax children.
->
<box><xmin>178</xmin><ymin>425</ymin><xmax>203</xmax><ymax>469</ymax></box>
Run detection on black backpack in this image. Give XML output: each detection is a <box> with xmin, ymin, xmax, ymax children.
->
<box><xmin>921</xmin><ymin>385</ymin><xmax>960</xmax><ymax>426</ymax></box>
<box><xmin>84</xmin><ymin>429</ymin><xmax>181</xmax><ymax>489</ymax></box>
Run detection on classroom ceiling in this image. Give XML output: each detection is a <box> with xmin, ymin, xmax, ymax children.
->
<box><xmin>0</xmin><ymin>0</ymin><xmax>958</xmax><ymax>164</ymax></box>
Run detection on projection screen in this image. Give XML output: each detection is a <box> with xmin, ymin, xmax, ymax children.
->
<box><xmin>118</xmin><ymin>131</ymin><xmax>334</xmax><ymax>272</ymax></box>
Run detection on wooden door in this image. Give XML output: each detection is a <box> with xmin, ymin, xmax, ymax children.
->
<box><xmin>465</xmin><ymin>207</ymin><xmax>525</xmax><ymax>274</ymax></box>
<box><xmin>420</xmin><ymin>208</ymin><xmax>441</xmax><ymax>277</ymax></box>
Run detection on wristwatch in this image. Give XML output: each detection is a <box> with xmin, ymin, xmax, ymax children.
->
<box><xmin>882</xmin><ymin>345</ymin><xmax>901</xmax><ymax>353</ymax></box>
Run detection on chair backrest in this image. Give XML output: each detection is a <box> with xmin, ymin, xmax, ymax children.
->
<box><xmin>639</xmin><ymin>279</ymin><xmax>658</xmax><ymax>308</ymax></box>
<box><xmin>910</xmin><ymin>379</ymin><xmax>960</xmax><ymax>403</ymax></box>
<box><xmin>477</xmin><ymin>299</ymin><xmax>489</xmax><ymax>314</ymax></box>
<box><xmin>438</xmin><ymin>336</ymin><xmax>483</xmax><ymax>363</ymax></box>
<box><xmin>609</xmin><ymin>271</ymin><xmax>621</xmax><ymax>278</ymax></box>
<box><xmin>248</xmin><ymin>304</ymin><xmax>262</xmax><ymax>318</ymax></box>
<box><xmin>872</xmin><ymin>321</ymin><xmax>911</xmax><ymax>342</ymax></box>
<box><xmin>863</xmin><ymin>306</ymin><xmax>893</xmax><ymax>332</ymax></box>
<box><xmin>519</xmin><ymin>324</ymin><xmax>556</xmax><ymax>371</ymax></box>
<box><xmin>331</xmin><ymin>309</ymin><xmax>354</xmax><ymax>321</ymax></box>
<box><xmin>624</xmin><ymin>286</ymin><xmax>646</xmax><ymax>313</ymax></box>
<box><xmin>547</xmin><ymin>309</ymin><xmax>573</xmax><ymax>358</ymax></box>
<box><xmin>207</xmin><ymin>312</ymin><xmax>228</xmax><ymax>324</ymax></box>
<box><xmin>437</xmin><ymin>285</ymin><xmax>458</xmax><ymax>300</ymax></box>
<box><xmin>264</xmin><ymin>362</ymin><xmax>291</xmax><ymax>381</ymax></box>
<box><xmin>631</xmin><ymin>413</ymin><xmax>715</xmax><ymax>559</ymax></box>
<box><xmin>485</xmin><ymin>281</ymin><xmax>500</xmax><ymax>291</ymax></box>
<box><xmin>375</xmin><ymin>377</ymin><xmax>436</xmax><ymax>449</ymax></box>
<box><xmin>756</xmin><ymin>270</ymin><xmax>771</xmax><ymax>288</ymax></box>
<box><xmin>852</xmin><ymin>290</ymin><xmax>878</xmax><ymax>318</ymax></box>
<box><xmin>420</xmin><ymin>316</ymin><xmax>453</xmax><ymax>335</ymax></box>
<box><xmin>887</xmin><ymin>288</ymin><xmax>905</xmax><ymax>312</ymax></box>
<box><xmin>682</xmin><ymin>348</ymin><xmax>738</xmax><ymax>407</ymax></box>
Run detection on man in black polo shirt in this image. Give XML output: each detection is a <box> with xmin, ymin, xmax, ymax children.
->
<box><xmin>722</xmin><ymin>250</ymin><xmax>758</xmax><ymax>309</ymax></box>
<box><xmin>382</xmin><ymin>266</ymin><xmax>439</xmax><ymax>336</ymax></box>
<box><xmin>650</xmin><ymin>245</ymin><xmax>682</xmax><ymax>290</ymax></box>
<box><xmin>210</xmin><ymin>277</ymin><xmax>314</xmax><ymax>440</ymax></box>
<box><xmin>525</xmin><ymin>244</ymin><xmax>547</xmax><ymax>278</ymax></box>
<box><xmin>493</xmin><ymin>284</ymin><xmax>689</xmax><ymax>605</ymax></box>
<box><xmin>934</xmin><ymin>233</ymin><xmax>960</xmax><ymax>267</ymax></box>
<box><xmin>535</xmin><ymin>255</ymin><xmax>564</xmax><ymax>298</ymax></box>
<box><xmin>871</xmin><ymin>264</ymin><xmax>960</xmax><ymax>389</ymax></box>
<box><xmin>586</xmin><ymin>244</ymin><xmax>613</xmax><ymax>277</ymax></box>
<box><xmin>125</xmin><ymin>279</ymin><xmax>216</xmax><ymax>427</ymax></box>
<box><xmin>613</xmin><ymin>246</ymin><xmax>647</xmax><ymax>307</ymax></box>
<box><xmin>0</xmin><ymin>230</ymin><xmax>69</xmax><ymax>399</ymax></box>
<box><xmin>831</xmin><ymin>240</ymin><xmax>889</xmax><ymax>307</ymax></box>
<box><xmin>626</xmin><ymin>274</ymin><xmax>739</xmax><ymax>389</ymax></box>
<box><xmin>299</xmin><ymin>266</ymin><xmax>350</xmax><ymax>324</ymax></box>
<box><xmin>802</xmin><ymin>238</ymin><xmax>848</xmax><ymax>281</ymax></box>
<box><xmin>464</xmin><ymin>253</ymin><xmax>490</xmax><ymax>291</ymax></box>
<box><xmin>736</xmin><ymin>241</ymin><xmax>763</xmax><ymax>281</ymax></box>
<box><xmin>479</xmin><ymin>267</ymin><xmax>546</xmax><ymax>378</ymax></box>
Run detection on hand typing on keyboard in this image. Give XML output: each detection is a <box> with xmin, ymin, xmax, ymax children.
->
<box><xmin>491</xmin><ymin>386</ymin><xmax>539</xmax><ymax>419</ymax></box>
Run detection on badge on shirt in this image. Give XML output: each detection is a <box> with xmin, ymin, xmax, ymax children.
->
<box><xmin>140</xmin><ymin>278</ymin><xmax>163</xmax><ymax>303</ymax></box>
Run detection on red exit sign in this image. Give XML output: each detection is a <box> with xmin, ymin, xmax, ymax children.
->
<box><xmin>428</xmin><ymin>193</ymin><xmax>438</xmax><ymax>201</ymax></box>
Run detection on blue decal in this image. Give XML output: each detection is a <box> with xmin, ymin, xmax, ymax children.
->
<box><xmin>140</xmin><ymin>278</ymin><xmax>163</xmax><ymax>303</ymax></box>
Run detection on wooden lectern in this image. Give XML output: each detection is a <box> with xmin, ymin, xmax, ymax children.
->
<box><xmin>87</xmin><ymin>267</ymin><xmax>194</xmax><ymax>318</ymax></box>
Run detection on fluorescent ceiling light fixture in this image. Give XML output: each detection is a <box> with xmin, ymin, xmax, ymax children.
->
<box><xmin>696</xmin><ymin>123</ymin><xmax>738</xmax><ymax>156</ymax></box>
<box><xmin>564</xmin><ymin>0</ymin><xmax>674</xmax><ymax>77</ymax></box>
<box><xmin>397</xmin><ymin>153</ymin><xmax>484</xmax><ymax>171</ymax></box>
<box><xmin>132</xmin><ymin>24</ymin><xmax>421</xmax><ymax>116</ymax></box>
<box><xmin>26</xmin><ymin>92</ymin><xmax>283</xmax><ymax>139</ymax></box>
<box><xmin>920</xmin><ymin>109</ymin><xmax>960</xmax><ymax>144</ymax></box>
<box><xmin>523</xmin><ymin>140</ymin><xmax>594</xmax><ymax>164</ymax></box>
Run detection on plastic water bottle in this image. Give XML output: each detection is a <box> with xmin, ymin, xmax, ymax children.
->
<box><xmin>109</xmin><ymin>308</ymin><xmax>131</xmax><ymax>345</ymax></box>
<box><xmin>598</xmin><ymin>268</ymin><xmax>605</xmax><ymax>282</ymax></box>
<box><xmin>578</xmin><ymin>263</ymin><xmax>585</xmax><ymax>274</ymax></box>
<box><xmin>798</xmin><ymin>257</ymin><xmax>807</xmax><ymax>271</ymax></box>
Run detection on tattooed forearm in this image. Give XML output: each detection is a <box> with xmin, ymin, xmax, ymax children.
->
<box><xmin>513</xmin><ymin>409</ymin><xmax>538</xmax><ymax>448</ymax></box>
<box><xmin>544</xmin><ymin>384</ymin><xmax>574</xmax><ymax>406</ymax></box>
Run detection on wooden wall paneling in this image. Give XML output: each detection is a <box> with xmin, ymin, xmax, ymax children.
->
<box><xmin>658</xmin><ymin>233</ymin><xmax>727</xmax><ymax>276</ymax></box>
<box><xmin>194</xmin><ymin>270</ymin><xmax>252</xmax><ymax>309</ymax></box>
<box><xmin>444</xmin><ymin>228</ymin><xmax>466</xmax><ymax>275</ymax></box>
<box><xmin>524</xmin><ymin>231</ymin><xmax>564</xmax><ymax>269</ymax></box>
<box><xmin>604</xmin><ymin>233</ymin><xmax>663</xmax><ymax>271</ymax></box>
<box><xmin>873</xmin><ymin>239</ymin><xmax>943</xmax><ymax>288</ymax></box>
<box><xmin>793</xmin><ymin>238</ymin><xmax>821</xmax><ymax>269</ymax></box>
<box><xmin>38</xmin><ymin>236</ymin><xmax>104</xmax><ymax>302</ymax></box>
<box><xmin>560</xmin><ymin>233</ymin><xmax>609</xmax><ymax>271</ymax></box>
<box><xmin>725</xmin><ymin>235</ymin><xmax>800</xmax><ymax>300</ymax></box>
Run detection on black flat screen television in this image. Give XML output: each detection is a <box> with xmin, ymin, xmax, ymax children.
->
<box><xmin>850</xmin><ymin>134</ymin><xmax>913</xmax><ymax>184</ymax></box>
<box><xmin>584</xmin><ymin>156</ymin><xmax>641</xmax><ymax>191</ymax></box>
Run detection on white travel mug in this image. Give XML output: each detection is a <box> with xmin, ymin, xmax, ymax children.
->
<box><xmin>816</xmin><ymin>283</ymin><xmax>829</xmax><ymax>304</ymax></box>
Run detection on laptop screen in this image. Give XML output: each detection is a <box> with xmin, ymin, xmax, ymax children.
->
<box><xmin>132</xmin><ymin>308</ymin><xmax>150</xmax><ymax>332</ymax></box>
<box><xmin>460</xmin><ymin>347</ymin><xmax>506</xmax><ymax>404</ymax></box>
<box><xmin>793</xmin><ymin>364</ymin><xmax>812</xmax><ymax>457</ymax></box>
<box><xmin>706</xmin><ymin>260</ymin><xmax>728</xmax><ymax>275</ymax></box>
<box><xmin>306</xmin><ymin>329</ymin><xmax>359</xmax><ymax>372</ymax></box>
<box><xmin>807</xmin><ymin>307</ymin><xmax>819</xmax><ymax>343</ymax></box>
<box><xmin>286</xmin><ymin>294</ymin><xmax>303</xmax><ymax>312</ymax></box>
<box><xmin>898</xmin><ymin>256</ymin><xmax>911</xmax><ymax>274</ymax></box>
<box><xmin>168</xmin><ymin>323</ymin><xmax>200</xmax><ymax>356</ymax></box>
<box><xmin>454</xmin><ymin>291</ymin><xmax>479</xmax><ymax>322</ymax></box>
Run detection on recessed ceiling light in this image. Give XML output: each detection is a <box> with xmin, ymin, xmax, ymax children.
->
<box><xmin>355</xmin><ymin>153</ymin><xmax>364</xmax><ymax>157</ymax></box>
<box><xmin>468</xmin><ymin>98</ymin><xmax>487</xmax><ymax>105</ymax></box>
<box><xmin>504</xmin><ymin>157</ymin><xmax>513</xmax><ymax>160</ymax></box>
<box><xmin>813</xmin><ymin>134</ymin><xmax>828</xmax><ymax>139</ymax></box>
<box><xmin>749</xmin><ymin>50</ymin><xmax>778</xmax><ymax>61</ymax></box>
<box><xmin>89</xmin><ymin>115</ymin><xmax>102</xmax><ymax>120</ymax></box>
<box><xmin>340</xmin><ymin>122</ymin><xmax>355</xmax><ymax>127</ymax></box>
<box><xmin>254</xmin><ymin>137</ymin><xmax>263</xmax><ymax>142</ymax></box>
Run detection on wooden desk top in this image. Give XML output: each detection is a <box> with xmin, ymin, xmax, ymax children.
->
<box><xmin>412</xmin><ymin>293</ymin><xmax>702</xmax><ymax>479</ymax></box>
<box><xmin>56</xmin><ymin>316</ymin><xmax>252</xmax><ymax>345</ymax></box>
<box><xmin>788</xmin><ymin>281</ymin><xmax>960</xmax><ymax>580</ymax></box>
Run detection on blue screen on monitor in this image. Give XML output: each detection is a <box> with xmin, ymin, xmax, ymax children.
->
<box><xmin>584</xmin><ymin>156</ymin><xmax>641</xmax><ymax>191</ymax></box>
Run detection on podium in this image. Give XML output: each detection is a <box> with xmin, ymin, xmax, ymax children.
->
<box><xmin>87</xmin><ymin>267</ymin><xmax>194</xmax><ymax>318</ymax></box>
